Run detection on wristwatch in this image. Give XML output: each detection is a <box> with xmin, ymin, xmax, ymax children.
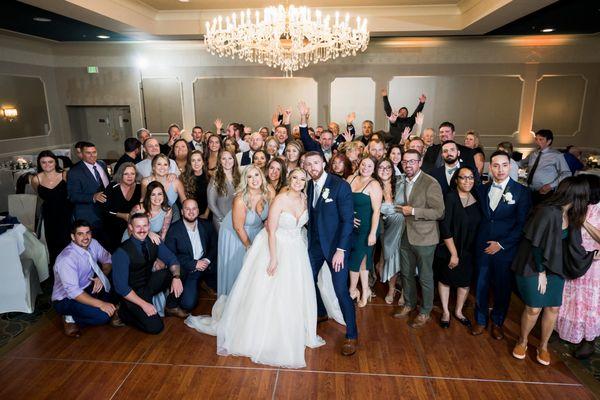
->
<box><xmin>172</xmin><ymin>275</ymin><xmax>181</xmax><ymax>279</ymax></box>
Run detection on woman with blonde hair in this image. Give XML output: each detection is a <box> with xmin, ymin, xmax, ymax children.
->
<box><xmin>207</xmin><ymin>149</ymin><xmax>240</xmax><ymax>231</ymax></box>
<box><xmin>265</xmin><ymin>136</ymin><xmax>280</xmax><ymax>158</ymax></box>
<box><xmin>216</xmin><ymin>165</ymin><xmax>275</xmax><ymax>295</ymax></box>
<box><xmin>141</xmin><ymin>153</ymin><xmax>186</xmax><ymax>222</ymax></box>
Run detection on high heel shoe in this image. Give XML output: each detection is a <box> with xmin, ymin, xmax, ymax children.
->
<box><xmin>358</xmin><ymin>289</ymin><xmax>372</xmax><ymax>308</ymax></box>
<box><xmin>350</xmin><ymin>288</ymin><xmax>360</xmax><ymax>301</ymax></box>
<box><xmin>384</xmin><ymin>290</ymin><xmax>395</xmax><ymax>305</ymax></box>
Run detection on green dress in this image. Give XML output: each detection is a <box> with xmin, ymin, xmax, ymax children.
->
<box><xmin>515</xmin><ymin>229</ymin><xmax>567</xmax><ymax>307</ymax></box>
<box><xmin>348</xmin><ymin>179</ymin><xmax>379</xmax><ymax>272</ymax></box>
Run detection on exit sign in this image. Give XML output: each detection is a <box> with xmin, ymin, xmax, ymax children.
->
<box><xmin>87</xmin><ymin>66</ymin><xmax>99</xmax><ymax>74</ymax></box>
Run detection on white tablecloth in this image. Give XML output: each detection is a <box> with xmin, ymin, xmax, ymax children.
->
<box><xmin>0</xmin><ymin>223</ymin><xmax>49</xmax><ymax>282</ymax></box>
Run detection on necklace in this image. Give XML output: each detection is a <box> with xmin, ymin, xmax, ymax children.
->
<box><xmin>459</xmin><ymin>192</ymin><xmax>472</xmax><ymax>207</ymax></box>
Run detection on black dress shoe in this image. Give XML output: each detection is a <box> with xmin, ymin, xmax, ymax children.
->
<box><xmin>439</xmin><ymin>318</ymin><xmax>450</xmax><ymax>329</ymax></box>
<box><xmin>455</xmin><ymin>316</ymin><xmax>472</xmax><ymax>328</ymax></box>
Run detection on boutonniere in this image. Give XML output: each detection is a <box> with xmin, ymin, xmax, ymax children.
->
<box><xmin>503</xmin><ymin>191</ymin><xmax>515</xmax><ymax>205</ymax></box>
<box><xmin>321</xmin><ymin>188</ymin><xmax>330</xmax><ymax>200</ymax></box>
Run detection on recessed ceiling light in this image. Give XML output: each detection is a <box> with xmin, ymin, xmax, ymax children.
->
<box><xmin>33</xmin><ymin>17</ymin><xmax>52</xmax><ymax>22</ymax></box>
<box><xmin>179</xmin><ymin>0</ymin><xmax>190</xmax><ymax>2</ymax></box>
<box><xmin>541</xmin><ymin>28</ymin><xmax>555</xmax><ymax>33</ymax></box>
<box><xmin>96</xmin><ymin>35</ymin><xmax>110</xmax><ymax>39</ymax></box>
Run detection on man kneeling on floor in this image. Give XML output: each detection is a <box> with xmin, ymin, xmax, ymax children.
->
<box><xmin>112</xmin><ymin>212</ymin><xmax>186</xmax><ymax>334</ymax></box>
<box><xmin>52</xmin><ymin>219</ymin><xmax>121</xmax><ymax>337</ymax></box>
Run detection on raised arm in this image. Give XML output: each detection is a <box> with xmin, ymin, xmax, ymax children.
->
<box><xmin>381</xmin><ymin>89</ymin><xmax>392</xmax><ymax>117</ymax></box>
<box><xmin>411</xmin><ymin>94</ymin><xmax>426</xmax><ymax>118</ymax></box>
<box><xmin>298</xmin><ymin>101</ymin><xmax>320</xmax><ymax>153</ymax></box>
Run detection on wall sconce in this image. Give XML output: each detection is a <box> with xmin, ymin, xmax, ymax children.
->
<box><xmin>1</xmin><ymin>107</ymin><xmax>18</xmax><ymax>122</ymax></box>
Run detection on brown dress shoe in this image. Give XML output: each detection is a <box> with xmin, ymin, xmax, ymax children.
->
<box><xmin>471</xmin><ymin>324</ymin><xmax>485</xmax><ymax>336</ymax></box>
<box><xmin>491</xmin><ymin>324</ymin><xmax>504</xmax><ymax>340</ymax></box>
<box><xmin>110</xmin><ymin>311</ymin><xmax>125</xmax><ymax>328</ymax></box>
<box><xmin>63</xmin><ymin>319</ymin><xmax>81</xmax><ymax>338</ymax></box>
<box><xmin>165</xmin><ymin>307</ymin><xmax>190</xmax><ymax>319</ymax></box>
<box><xmin>409</xmin><ymin>313</ymin><xmax>430</xmax><ymax>329</ymax></box>
<box><xmin>341</xmin><ymin>339</ymin><xmax>357</xmax><ymax>356</ymax></box>
<box><xmin>317</xmin><ymin>315</ymin><xmax>329</xmax><ymax>323</ymax></box>
<box><xmin>393</xmin><ymin>306</ymin><xmax>413</xmax><ymax>319</ymax></box>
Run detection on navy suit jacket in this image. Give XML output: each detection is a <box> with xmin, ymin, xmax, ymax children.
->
<box><xmin>476</xmin><ymin>178</ymin><xmax>532</xmax><ymax>262</ymax></box>
<box><xmin>307</xmin><ymin>173</ymin><xmax>354</xmax><ymax>260</ymax></box>
<box><xmin>66</xmin><ymin>160</ymin><xmax>108</xmax><ymax>226</ymax></box>
<box><xmin>300</xmin><ymin>125</ymin><xmax>324</xmax><ymax>159</ymax></box>
<box><xmin>165</xmin><ymin>218</ymin><xmax>217</xmax><ymax>275</ymax></box>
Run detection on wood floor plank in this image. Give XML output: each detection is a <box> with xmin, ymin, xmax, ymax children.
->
<box><xmin>5</xmin><ymin>319</ymin><xmax>158</xmax><ymax>363</ymax></box>
<box><xmin>112</xmin><ymin>364</ymin><xmax>277</xmax><ymax>400</ymax></box>
<box><xmin>0</xmin><ymin>358</ymin><xmax>133</xmax><ymax>400</ymax></box>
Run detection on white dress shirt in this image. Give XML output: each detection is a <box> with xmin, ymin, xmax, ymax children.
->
<box><xmin>312</xmin><ymin>172</ymin><xmax>328</xmax><ymax>208</ymax></box>
<box><xmin>489</xmin><ymin>177</ymin><xmax>510</xmax><ymax>211</ymax></box>
<box><xmin>83</xmin><ymin>161</ymin><xmax>110</xmax><ymax>188</ymax></box>
<box><xmin>185</xmin><ymin>221</ymin><xmax>205</xmax><ymax>260</ymax></box>
<box><xmin>405</xmin><ymin>170</ymin><xmax>422</xmax><ymax>201</ymax></box>
<box><xmin>237</xmin><ymin>138</ymin><xmax>250</xmax><ymax>152</ymax></box>
<box><xmin>444</xmin><ymin>162</ymin><xmax>460</xmax><ymax>185</ymax></box>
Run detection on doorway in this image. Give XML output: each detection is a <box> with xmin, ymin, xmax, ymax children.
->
<box><xmin>67</xmin><ymin>106</ymin><xmax>132</xmax><ymax>160</ymax></box>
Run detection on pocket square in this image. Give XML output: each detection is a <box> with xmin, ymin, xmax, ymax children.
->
<box><xmin>507</xmin><ymin>200</ymin><xmax>515</xmax><ymax>205</ymax></box>
<box><xmin>325</xmin><ymin>198</ymin><xmax>334</xmax><ymax>203</ymax></box>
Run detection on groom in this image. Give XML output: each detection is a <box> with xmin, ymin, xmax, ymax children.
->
<box><xmin>299</xmin><ymin>101</ymin><xmax>358</xmax><ymax>356</ymax></box>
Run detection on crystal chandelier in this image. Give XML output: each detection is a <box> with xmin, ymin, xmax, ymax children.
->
<box><xmin>204</xmin><ymin>5</ymin><xmax>369</xmax><ymax>75</ymax></box>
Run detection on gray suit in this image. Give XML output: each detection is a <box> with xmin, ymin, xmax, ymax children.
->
<box><xmin>400</xmin><ymin>171</ymin><xmax>445</xmax><ymax>315</ymax></box>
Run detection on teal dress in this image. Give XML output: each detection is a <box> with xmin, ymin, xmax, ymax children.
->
<box><xmin>348</xmin><ymin>179</ymin><xmax>379</xmax><ymax>272</ymax></box>
<box><xmin>515</xmin><ymin>229</ymin><xmax>567</xmax><ymax>307</ymax></box>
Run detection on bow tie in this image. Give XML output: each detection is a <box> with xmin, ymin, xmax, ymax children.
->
<box><xmin>447</xmin><ymin>167</ymin><xmax>458</xmax><ymax>175</ymax></box>
<box><xmin>492</xmin><ymin>183</ymin><xmax>503</xmax><ymax>190</ymax></box>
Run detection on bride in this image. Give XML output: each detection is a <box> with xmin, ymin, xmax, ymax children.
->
<box><xmin>186</xmin><ymin>168</ymin><xmax>341</xmax><ymax>368</ymax></box>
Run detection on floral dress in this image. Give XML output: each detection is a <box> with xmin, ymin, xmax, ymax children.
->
<box><xmin>556</xmin><ymin>203</ymin><xmax>600</xmax><ymax>343</ymax></box>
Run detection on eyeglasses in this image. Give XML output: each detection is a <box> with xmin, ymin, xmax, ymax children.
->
<box><xmin>457</xmin><ymin>175</ymin><xmax>475</xmax><ymax>181</ymax></box>
<box><xmin>378</xmin><ymin>166</ymin><xmax>392</xmax><ymax>171</ymax></box>
<box><xmin>400</xmin><ymin>159</ymin><xmax>419</xmax><ymax>166</ymax></box>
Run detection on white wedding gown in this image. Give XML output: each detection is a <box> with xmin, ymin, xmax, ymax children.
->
<box><xmin>185</xmin><ymin>210</ymin><xmax>344</xmax><ymax>369</ymax></box>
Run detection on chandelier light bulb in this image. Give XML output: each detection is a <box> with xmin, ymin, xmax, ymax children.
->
<box><xmin>203</xmin><ymin>5</ymin><xmax>369</xmax><ymax>74</ymax></box>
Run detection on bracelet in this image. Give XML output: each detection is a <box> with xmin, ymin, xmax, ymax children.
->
<box><xmin>172</xmin><ymin>275</ymin><xmax>181</xmax><ymax>279</ymax></box>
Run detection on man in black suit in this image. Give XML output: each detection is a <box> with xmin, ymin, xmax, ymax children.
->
<box><xmin>114</xmin><ymin>138</ymin><xmax>141</xmax><ymax>175</ymax></box>
<box><xmin>430</xmin><ymin>140</ymin><xmax>477</xmax><ymax>195</ymax></box>
<box><xmin>188</xmin><ymin>126</ymin><xmax>204</xmax><ymax>152</ymax></box>
<box><xmin>236</xmin><ymin>132</ymin><xmax>264</xmax><ymax>167</ymax></box>
<box><xmin>422</xmin><ymin>121</ymin><xmax>475</xmax><ymax>173</ymax></box>
<box><xmin>165</xmin><ymin>199</ymin><xmax>217</xmax><ymax>312</ymax></box>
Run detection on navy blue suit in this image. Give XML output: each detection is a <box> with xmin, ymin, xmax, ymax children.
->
<box><xmin>300</xmin><ymin>125</ymin><xmax>325</xmax><ymax>159</ymax></box>
<box><xmin>307</xmin><ymin>172</ymin><xmax>357</xmax><ymax>339</ymax></box>
<box><xmin>165</xmin><ymin>218</ymin><xmax>217</xmax><ymax>311</ymax></box>
<box><xmin>66</xmin><ymin>160</ymin><xmax>109</xmax><ymax>244</ymax></box>
<box><xmin>474</xmin><ymin>178</ymin><xmax>531</xmax><ymax>327</ymax></box>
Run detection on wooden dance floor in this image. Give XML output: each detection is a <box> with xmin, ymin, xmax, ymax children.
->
<box><xmin>0</xmin><ymin>285</ymin><xmax>596</xmax><ymax>399</ymax></box>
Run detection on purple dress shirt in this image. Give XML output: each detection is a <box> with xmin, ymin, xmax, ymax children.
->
<box><xmin>51</xmin><ymin>239</ymin><xmax>112</xmax><ymax>301</ymax></box>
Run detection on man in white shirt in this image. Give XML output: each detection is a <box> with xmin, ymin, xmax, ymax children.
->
<box><xmin>136</xmin><ymin>137</ymin><xmax>180</xmax><ymax>178</ymax></box>
<box><xmin>227</xmin><ymin>123</ymin><xmax>250</xmax><ymax>153</ymax></box>
<box><xmin>165</xmin><ymin>199</ymin><xmax>218</xmax><ymax>311</ymax></box>
<box><xmin>188</xmin><ymin>126</ymin><xmax>204</xmax><ymax>152</ymax></box>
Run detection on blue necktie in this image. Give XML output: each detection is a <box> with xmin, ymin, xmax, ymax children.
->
<box><xmin>93</xmin><ymin>165</ymin><xmax>104</xmax><ymax>188</ymax></box>
<box><xmin>492</xmin><ymin>183</ymin><xmax>503</xmax><ymax>190</ymax></box>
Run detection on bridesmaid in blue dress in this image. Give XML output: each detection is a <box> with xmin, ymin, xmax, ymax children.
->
<box><xmin>218</xmin><ymin>165</ymin><xmax>275</xmax><ymax>296</ymax></box>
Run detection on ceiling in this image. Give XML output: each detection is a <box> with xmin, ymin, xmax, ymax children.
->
<box><xmin>0</xmin><ymin>0</ymin><xmax>597</xmax><ymax>42</ymax></box>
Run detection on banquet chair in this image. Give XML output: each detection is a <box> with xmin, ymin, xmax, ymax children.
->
<box><xmin>8</xmin><ymin>194</ymin><xmax>38</xmax><ymax>232</ymax></box>
<box><xmin>0</xmin><ymin>224</ymin><xmax>41</xmax><ymax>313</ymax></box>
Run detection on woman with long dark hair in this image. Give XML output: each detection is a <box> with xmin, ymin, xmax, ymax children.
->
<box><xmin>512</xmin><ymin>176</ymin><xmax>591</xmax><ymax>365</ymax></box>
<box><xmin>181</xmin><ymin>150</ymin><xmax>210</xmax><ymax>219</ymax></box>
<box><xmin>434</xmin><ymin>166</ymin><xmax>482</xmax><ymax>329</ymax></box>
<box><xmin>266</xmin><ymin>157</ymin><xmax>287</xmax><ymax>194</ymax></box>
<box><xmin>346</xmin><ymin>156</ymin><xmax>382</xmax><ymax>307</ymax></box>
<box><xmin>557</xmin><ymin>174</ymin><xmax>600</xmax><ymax>359</ymax></box>
<box><xmin>207</xmin><ymin>150</ymin><xmax>240</xmax><ymax>231</ymax></box>
<box><xmin>31</xmin><ymin>150</ymin><xmax>72</xmax><ymax>265</ymax></box>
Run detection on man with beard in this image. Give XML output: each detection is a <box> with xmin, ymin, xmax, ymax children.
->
<box><xmin>431</xmin><ymin>140</ymin><xmax>478</xmax><ymax>195</ymax></box>
<box><xmin>237</xmin><ymin>132</ymin><xmax>265</xmax><ymax>167</ymax></box>
<box><xmin>165</xmin><ymin>199</ymin><xmax>218</xmax><ymax>311</ymax></box>
<box><xmin>112</xmin><ymin>213</ymin><xmax>186</xmax><ymax>334</ymax></box>
<box><xmin>422</xmin><ymin>122</ymin><xmax>475</xmax><ymax>173</ymax></box>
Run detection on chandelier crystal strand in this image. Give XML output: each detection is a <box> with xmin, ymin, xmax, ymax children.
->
<box><xmin>204</xmin><ymin>5</ymin><xmax>369</xmax><ymax>74</ymax></box>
